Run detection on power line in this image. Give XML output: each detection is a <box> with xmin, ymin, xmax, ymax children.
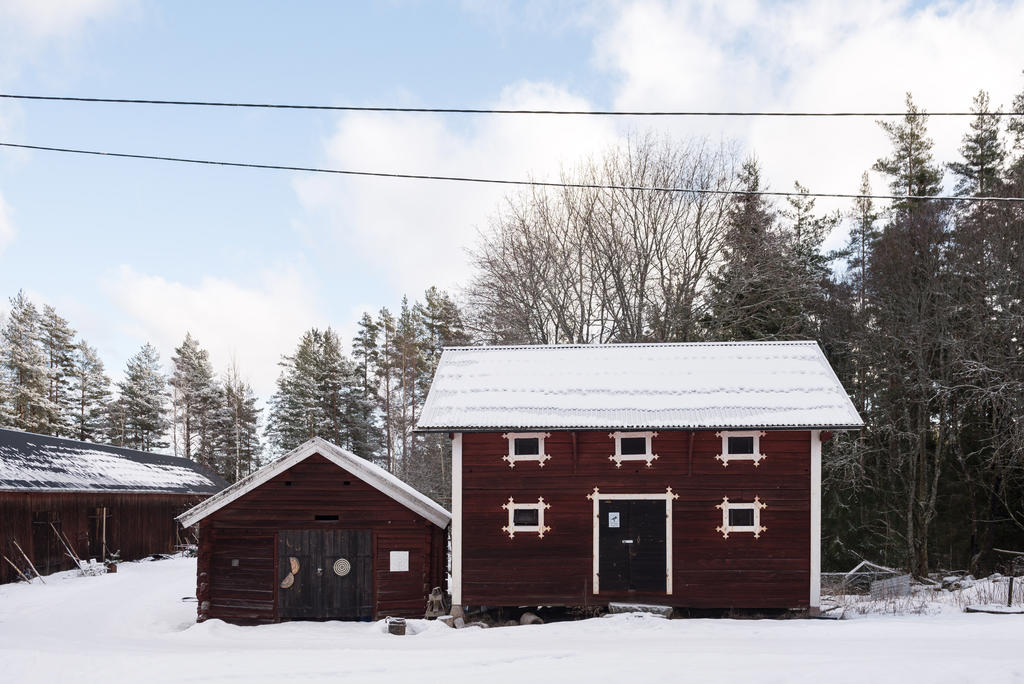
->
<box><xmin>3</xmin><ymin>141</ymin><xmax>1022</xmax><ymax>203</ymax></box>
<box><xmin>1</xmin><ymin>93</ymin><xmax>1021</xmax><ymax>117</ymax></box>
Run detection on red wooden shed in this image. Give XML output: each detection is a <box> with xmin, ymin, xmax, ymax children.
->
<box><xmin>415</xmin><ymin>341</ymin><xmax>863</xmax><ymax>616</ymax></box>
<box><xmin>178</xmin><ymin>437</ymin><xmax>450</xmax><ymax>624</ymax></box>
<box><xmin>0</xmin><ymin>427</ymin><xmax>225</xmax><ymax>585</ymax></box>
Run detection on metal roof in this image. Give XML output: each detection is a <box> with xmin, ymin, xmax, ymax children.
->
<box><xmin>0</xmin><ymin>427</ymin><xmax>227</xmax><ymax>494</ymax></box>
<box><xmin>416</xmin><ymin>341</ymin><xmax>864</xmax><ymax>432</ymax></box>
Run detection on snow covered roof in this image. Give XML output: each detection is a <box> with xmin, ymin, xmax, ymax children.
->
<box><xmin>0</xmin><ymin>428</ymin><xmax>227</xmax><ymax>494</ymax></box>
<box><xmin>177</xmin><ymin>437</ymin><xmax>451</xmax><ymax>529</ymax></box>
<box><xmin>416</xmin><ymin>341</ymin><xmax>864</xmax><ymax>432</ymax></box>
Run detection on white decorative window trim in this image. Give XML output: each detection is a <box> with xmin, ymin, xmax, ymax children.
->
<box><xmin>608</xmin><ymin>431</ymin><xmax>659</xmax><ymax>468</ymax></box>
<box><xmin>715</xmin><ymin>430</ymin><xmax>767</xmax><ymax>467</ymax></box>
<box><xmin>501</xmin><ymin>496</ymin><xmax>551</xmax><ymax>538</ymax></box>
<box><xmin>501</xmin><ymin>432</ymin><xmax>552</xmax><ymax>468</ymax></box>
<box><xmin>715</xmin><ymin>496</ymin><xmax>767</xmax><ymax>539</ymax></box>
<box><xmin>587</xmin><ymin>487</ymin><xmax>678</xmax><ymax>595</ymax></box>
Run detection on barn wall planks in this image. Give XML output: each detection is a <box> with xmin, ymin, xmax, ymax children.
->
<box><xmin>0</xmin><ymin>491</ymin><xmax>206</xmax><ymax>584</ymax></box>
<box><xmin>460</xmin><ymin>430</ymin><xmax>811</xmax><ymax>609</ymax></box>
<box><xmin>197</xmin><ymin>453</ymin><xmax>445</xmax><ymax>624</ymax></box>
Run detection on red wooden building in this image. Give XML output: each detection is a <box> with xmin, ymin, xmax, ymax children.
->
<box><xmin>416</xmin><ymin>341</ymin><xmax>863</xmax><ymax>615</ymax></box>
<box><xmin>178</xmin><ymin>437</ymin><xmax>450</xmax><ymax>624</ymax></box>
<box><xmin>0</xmin><ymin>427</ymin><xmax>226</xmax><ymax>584</ymax></box>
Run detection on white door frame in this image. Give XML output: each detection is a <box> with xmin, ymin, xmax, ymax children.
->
<box><xmin>587</xmin><ymin>487</ymin><xmax>679</xmax><ymax>595</ymax></box>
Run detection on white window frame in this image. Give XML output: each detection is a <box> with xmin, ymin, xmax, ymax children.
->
<box><xmin>608</xmin><ymin>431</ymin><xmax>659</xmax><ymax>468</ymax></box>
<box><xmin>715</xmin><ymin>430</ymin><xmax>767</xmax><ymax>467</ymax></box>
<box><xmin>587</xmin><ymin>487</ymin><xmax>678</xmax><ymax>595</ymax></box>
<box><xmin>501</xmin><ymin>496</ymin><xmax>551</xmax><ymax>538</ymax></box>
<box><xmin>715</xmin><ymin>496</ymin><xmax>767</xmax><ymax>539</ymax></box>
<box><xmin>501</xmin><ymin>432</ymin><xmax>552</xmax><ymax>468</ymax></box>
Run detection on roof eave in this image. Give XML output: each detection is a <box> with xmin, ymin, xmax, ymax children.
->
<box><xmin>415</xmin><ymin>423</ymin><xmax>866</xmax><ymax>433</ymax></box>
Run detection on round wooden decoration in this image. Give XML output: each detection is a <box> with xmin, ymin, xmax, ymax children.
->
<box><xmin>333</xmin><ymin>558</ymin><xmax>351</xmax><ymax>577</ymax></box>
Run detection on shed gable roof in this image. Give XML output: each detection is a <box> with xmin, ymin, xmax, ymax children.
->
<box><xmin>0</xmin><ymin>427</ymin><xmax>226</xmax><ymax>494</ymax></box>
<box><xmin>416</xmin><ymin>341</ymin><xmax>863</xmax><ymax>431</ymax></box>
<box><xmin>177</xmin><ymin>437</ymin><xmax>451</xmax><ymax>529</ymax></box>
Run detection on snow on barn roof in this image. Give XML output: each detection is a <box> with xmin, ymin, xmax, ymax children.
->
<box><xmin>177</xmin><ymin>437</ymin><xmax>451</xmax><ymax>529</ymax></box>
<box><xmin>416</xmin><ymin>341</ymin><xmax>864</xmax><ymax>432</ymax></box>
<box><xmin>0</xmin><ymin>427</ymin><xmax>227</xmax><ymax>495</ymax></box>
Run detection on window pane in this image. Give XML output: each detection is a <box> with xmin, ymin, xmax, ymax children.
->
<box><xmin>729</xmin><ymin>508</ymin><xmax>755</xmax><ymax>527</ymax></box>
<box><xmin>514</xmin><ymin>437</ymin><xmax>540</xmax><ymax>456</ymax></box>
<box><xmin>513</xmin><ymin>508</ymin><xmax>539</xmax><ymax>526</ymax></box>
<box><xmin>620</xmin><ymin>437</ymin><xmax>648</xmax><ymax>455</ymax></box>
<box><xmin>727</xmin><ymin>436</ymin><xmax>755</xmax><ymax>455</ymax></box>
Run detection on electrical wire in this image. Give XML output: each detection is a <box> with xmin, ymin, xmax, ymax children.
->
<box><xmin>1</xmin><ymin>93</ymin><xmax>1020</xmax><ymax>117</ymax></box>
<box><xmin>2</xmin><ymin>141</ymin><xmax>1022</xmax><ymax>203</ymax></box>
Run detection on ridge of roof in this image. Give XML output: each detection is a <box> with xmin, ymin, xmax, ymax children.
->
<box><xmin>177</xmin><ymin>437</ymin><xmax>450</xmax><ymax>529</ymax></box>
<box><xmin>441</xmin><ymin>340</ymin><xmax>820</xmax><ymax>352</ymax></box>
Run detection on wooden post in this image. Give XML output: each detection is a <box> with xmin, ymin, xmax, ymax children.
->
<box><xmin>11</xmin><ymin>539</ymin><xmax>44</xmax><ymax>583</ymax></box>
<box><xmin>2</xmin><ymin>554</ymin><xmax>32</xmax><ymax>583</ymax></box>
<box><xmin>101</xmin><ymin>507</ymin><xmax>108</xmax><ymax>561</ymax></box>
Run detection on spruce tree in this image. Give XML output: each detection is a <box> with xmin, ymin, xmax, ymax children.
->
<box><xmin>39</xmin><ymin>304</ymin><xmax>78</xmax><ymax>437</ymax></box>
<box><xmin>0</xmin><ymin>291</ymin><xmax>51</xmax><ymax>432</ymax></box>
<box><xmin>115</xmin><ymin>343</ymin><xmax>170</xmax><ymax>451</ymax></box>
<box><xmin>71</xmin><ymin>341</ymin><xmax>112</xmax><ymax>442</ymax></box>
<box><xmin>220</xmin><ymin>361</ymin><xmax>262</xmax><ymax>481</ymax></box>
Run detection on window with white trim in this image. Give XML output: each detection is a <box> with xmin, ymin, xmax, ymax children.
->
<box><xmin>501</xmin><ymin>496</ymin><xmax>551</xmax><ymax>538</ymax></box>
<box><xmin>501</xmin><ymin>432</ymin><xmax>551</xmax><ymax>468</ymax></box>
<box><xmin>715</xmin><ymin>496</ymin><xmax>767</xmax><ymax>539</ymax></box>
<box><xmin>714</xmin><ymin>430</ymin><xmax>767</xmax><ymax>467</ymax></box>
<box><xmin>608</xmin><ymin>431</ymin><xmax>658</xmax><ymax>467</ymax></box>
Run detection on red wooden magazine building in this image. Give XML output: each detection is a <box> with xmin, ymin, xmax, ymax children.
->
<box><xmin>178</xmin><ymin>438</ymin><xmax>450</xmax><ymax>624</ymax></box>
<box><xmin>416</xmin><ymin>341</ymin><xmax>863</xmax><ymax>615</ymax></box>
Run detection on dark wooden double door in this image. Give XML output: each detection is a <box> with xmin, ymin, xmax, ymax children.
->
<box><xmin>599</xmin><ymin>500</ymin><xmax>667</xmax><ymax>593</ymax></box>
<box><xmin>277</xmin><ymin>529</ymin><xmax>372</xmax><ymax>620</ymax></box>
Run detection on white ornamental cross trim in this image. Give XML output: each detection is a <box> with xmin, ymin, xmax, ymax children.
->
<box><xmin>608</xmin><ymin>431</ymin><xmax>659</xmax><ymax>468</ymax></box>
<box><xmin>714</xmin><ymin>431</ymin><xmax>768</xmax><ymax>467</ymax></box>
<box><xmin>501</xmin><ymin>496</ymin><xmax>551</xmax><ymax>539</ymax></box>
<box><xmin>501</xmin><ymin>432</ymin><xmax>552</xmax><ymax>468</ymax></box>
<box><xmin>715</xmin><ymin>495</ymin><xmax>767</xmax><ymax>539</ymax></box>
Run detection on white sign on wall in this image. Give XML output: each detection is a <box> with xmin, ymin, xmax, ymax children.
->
<box><xmin>608</xmin><ymin>512</ymin><xmax>620</xmax><ymax>528</ymax></box>
<box><xmin>390</xmin><ymin>550</ymin><xmax>409</xmax><ymax>572</ymax></box>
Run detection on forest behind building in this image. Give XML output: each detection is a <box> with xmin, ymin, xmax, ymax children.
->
<box><xmin>1</xmin><ymin>85</ymin><xmax>1023</xmax><ymax>577</ymax></box>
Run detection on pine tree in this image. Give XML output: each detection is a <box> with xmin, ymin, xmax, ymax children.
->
<box><xmin>0</xmin><ymin>291</ymin><xmax>52</xmax><ymax>432</ymax></box>
<box><xmin>115</xmin><ymin>343</ymin><xmax>170</xmax><ymax>451</ymax></box>
<box><xmin>39</xmin><ymin>304</ymin><xmax>78</xmax><ymax>436</ymax></box>
<box><xmin>220</xmin><ymin>361</ymin><xmax>262</xmax><ymax>481</ymax></box>
<box><xmin>948</xmin><ymin>90</ymin><xmax>1005</xmax><ymax>197</ymax></box>
<box><xmin>71</xmin><ymin>341</ymin><xmax>111</xmax><ymax>442</ymax></box>
<box><xmin>170</xmin><ymin>333</ymin><xmax>221</xmax><ymax>467</ymax></box>
<box><xmin>873</xmin><ymin>93</ymin><xmax>944</xmax><ymax>211</ymax></box>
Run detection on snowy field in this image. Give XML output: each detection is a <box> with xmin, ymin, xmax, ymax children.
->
<box><xmin>1</xmin><ymin>557</ymin><xmax>1022</xmax><ymax>684</ymax></box>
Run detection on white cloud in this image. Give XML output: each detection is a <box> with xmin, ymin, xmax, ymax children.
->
<box><xmin>594</xmin><ymin>0</ymin><xmax>1024</xmax><ymax>249</ymax></box>
<box><xmin>0</xmin><ymin>193</ymin><xmax>14</xmax><ymax>256</ymax></box>
<box><xmin>102</xmin><ymin>266</ymin><xmax>328</xmax><ymax>400</ymax></box>
<box><xmin>294</xmin><ymin>82</ymin><xmax>620</xmax><ymax>293</ymax></box>
<box><xmin>0</xmin><ymin>0</ymin><xmax>127</xmax><ymax>38</ymax></box>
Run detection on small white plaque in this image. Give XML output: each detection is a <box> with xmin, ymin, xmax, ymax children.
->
<box><xmin>609</xmin><ymin>512</ymin><xmax>620</xmax><ymax>528</ymax></box>
<box><xmin>389</xmin><ymin>550</ymin><xmax>409</xmax><ymax>572</ymax></box>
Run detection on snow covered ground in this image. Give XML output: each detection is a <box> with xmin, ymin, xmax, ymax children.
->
<box><xmin>1</xmin><ymin>557</ymin><xmax>1022</xmax><ymax>684</ymax></box>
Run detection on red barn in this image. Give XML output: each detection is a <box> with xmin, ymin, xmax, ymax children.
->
<box><xmin>415</xmin><ymin>341</ymin><xmax>863</xmax><ymax>616</ymax></box>
<box><xmin>178</xmin><ymin>437</ymin><xmax>450</xmax><ymax>624</ymax></box>
<box><xmin>0</xmin><ymin>427</ymin><xmax>225</xmax><ymax>584</ymax></box>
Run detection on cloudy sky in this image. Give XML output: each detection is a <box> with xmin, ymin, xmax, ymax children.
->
<box><xmin>0</xmin><ymin>0</ymin><xmax>1021</xmax><ymax>399</ymax></box>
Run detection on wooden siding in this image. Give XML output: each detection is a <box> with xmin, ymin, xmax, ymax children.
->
<box><xmin>460</xmin><ymin>429</ymin><xmax>810</xmax><ymax>609</ymax></box>
<box><xmin>0</xmin><ymin>491</ymin><xmax>206</xmax><ymax>584</ymax></box>
<box><xmin>197</xmin><ymin>453</ymin><xmax>446</xmax><ymax>624</ymax></box>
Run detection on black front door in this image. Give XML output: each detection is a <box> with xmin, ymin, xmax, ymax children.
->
<box><xmin>277</xmin><ymin>529</ymin><xmax>373</xmax><ymax>620</ymax></box>
<box><xmin>599</xmin><ymin>500</ymin><xmax>667</xmax><ymax>593</ymax></box>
